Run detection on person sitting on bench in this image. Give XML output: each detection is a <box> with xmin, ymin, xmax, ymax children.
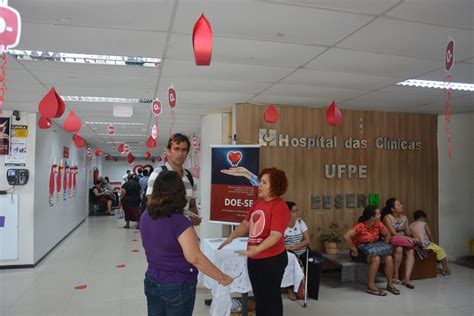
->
<box><xmin>92</xmin><ymin>180</ymin><xmax>114</xmax><ymax>215</ymax></box>
<box><xmin>410</xmin><ymin>210</ymin><xmax>451</xmax><ymax>275</ymax></box>
<box><xmin>344</xmin><ymin>205</ymin><xmax>399</xmax><ymax>296</ymax></box>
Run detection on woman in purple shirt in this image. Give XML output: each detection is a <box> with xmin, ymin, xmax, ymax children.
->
<box><xmin>140</xmin><ymin>171</ymin><xmax>232</xmax><ymax>316</ymax></box>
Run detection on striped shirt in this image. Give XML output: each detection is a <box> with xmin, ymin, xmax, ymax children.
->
<box><xmin>146</xmin><ymin>162</ymin><xmax>198</xmax><ymax>212</ymax></box>
<box><xmin>284</xmin><ymin>218</ymin><xmax>308</xmax><ymax>256</ymax></box>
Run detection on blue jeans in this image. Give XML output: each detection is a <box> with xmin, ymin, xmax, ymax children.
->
<box><xmin>144</xmin><ymin>276</ymin><xmax>196</xmax><ymax>316</ymax></box>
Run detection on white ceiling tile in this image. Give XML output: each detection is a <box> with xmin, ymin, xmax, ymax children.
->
<box><xmin>386</xmin><ymin>0</ymin><xmax>474</xmax><ymax>30</ymax></box>
<box><xmin>416</xmin><ymin>63</ymin><xmax>474</xmax><ymax>83</ymax></box>
<box><xmin>166</xmin><ymin>34</ymin><xmax>325</xmax><ymax>67</ymax></box>
<box><xmin>281</xmin><ymin>68</ymin><xmax>401</xmax><ymax>89</ymax></box>
<box><xmin>14</xmin><ymin>0</ymin><xmax>174</xmax><ymax>31</ymax></box>
<box><xmin>338</xmin><ymin>18</ymin><xmax>474</xmax><ymax>61</ymax></box>
<box><xmin>173</xmin><ymin>1</ymin><xmax>372</xmax><ymax>45</ymax></box>
<box><xmin>158</xmin><ymin>77</ymin><xmax>272</xmax><ymax>94</ymax></box>
<box><xmin>18</xmin><ymin>22</ymin><xmax>168</xmax><ymax>57</ymax></box>
<box><xmin>263</xmin><ymin>0</ymin><xmax>400</xmax><ymax>15</ymax></box>
<box><xmin>306</xmin><ymin>48</ymin><xmax>442</xmax><ymax>78</ymax></box>
<box><xmin>161</xmin><ymin>59</ymin><xmax>293</xmax><ymax>82</ymax></box>
<box><xmin>259</xmin><ymin>83</ymin><xmax>367</xmax><ymax>100</ymax></box>
<box><xmin>250</xmin><ymin>94</ymin><xmax>327</xmax><ymax>107</ymax></box>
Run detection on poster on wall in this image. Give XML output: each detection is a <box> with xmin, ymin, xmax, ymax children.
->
<box><xmin>4</xmin><ymin>138</ymin><xmax>26</xmax><ymax>164</ymax></box>
<box><xmin>0</xmin><ymin>194</ymin><xmax>19</xmax><ymax>260</ymax></box>
<box><xmin>210</xmin><ymin>145</ymin><xmax>260</xmax><ymax>224</ymax></box>
<box><xmin>0</xmin><ymin>117</ymin><xmax>11</xmax><ymax>155</ymax></box>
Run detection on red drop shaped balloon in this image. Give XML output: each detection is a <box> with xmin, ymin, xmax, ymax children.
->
<box><xmin>263</xmin><ymin>105</ymin><xmax>280</xmax><ymax>123</ymax></box>
<box><xmin>95</xmin><ymin>149</ymin><xmax>103</xmax><ymax>157</ymax></box>
<box><xmin>72</xmin><ymin>132</ymin><xmax>81</xmax><ymax>142</ymax></box>
<box><xmin>73</xmin><ymin>134</ymin><xmax>86</xmax><ymax>148</ymax></box>
<box><xmin>145</xmin><ymin>136</ymin><xmax>157</xmax><ymax>148</ymax></box>
<box><xmin>38</xmin><ymin>116</ymin><xmax>52</xmax><ymax>129</ymax></box>
<box><xmin>38</xmin><ymin>87</ymin><xmax>65</xmax><ymax>118</ymax></box>
<box><xmin>192</xmin><ymin>14</ymin><xmax>213</xmax><ymax>66</ymax></box>
<box><xmin>326</xmin><ymin>100</ymin><xmax>342</xmax><ymax>126</ymax></box>
<box><xmin>63</xmin><ymin>110</ymin><xmax>82</xmax><ymax>132</ymax></box>
<box><xmin>145</xmin><ymin>151</ymin><xmax>151</xmax><ymax>159</ymax></box>
<box><xmin>118</xmin><ymin>143</ymin><xmax>125</xmax><ymax>153</ymax></box>
<box><xmin>127</xmin><ymin>152</ymin><xmax>135</xmax><ymax>164</ymax></box>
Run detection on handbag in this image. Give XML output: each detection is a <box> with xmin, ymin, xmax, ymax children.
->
<box><xmin>390</xmin><ymin>235</ymin><xmax>415</xmax><ymax>249</ymax></box>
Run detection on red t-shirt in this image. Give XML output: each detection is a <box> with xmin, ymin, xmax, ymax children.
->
<box><xmin>351</xmin><ymin>221</ymin><xmax>386</xmax><ymax>247</ymax></box>
<box><xmin>245</xmin><ymin>198</ymin><xmax>290</xmax><ymax>259</ymax></box>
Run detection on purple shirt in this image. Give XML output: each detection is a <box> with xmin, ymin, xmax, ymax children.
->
<box><xmin>140</xmin><ymin>211</ymin><xmax>198</xmax><ymax>284</ymax></box>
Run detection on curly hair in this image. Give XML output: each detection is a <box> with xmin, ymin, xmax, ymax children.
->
<box><xmin>147</xmin><ymin>171</ymin><xmax>187</xmax><ymax>219</ymax></box>
<box><xmin>259</xmin><ymin>167</ymin><xmax>288</xmax><ymax>197</ymax></box>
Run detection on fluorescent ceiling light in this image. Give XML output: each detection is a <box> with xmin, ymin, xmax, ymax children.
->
<box><xmin>396</xmin><ymin>79</ymin><xmax>474</xmax><ymax>92</ymax></box>
<box><xmin>99</xmin><ymin>134</ymin><xmax>146</xmax><ymax>137</ymax></box>
<box><xmin>113</xmin><ymin>106</ymin><xmax>133</xmax><ymax>118</ymax></box>
<box><xmin>62</xmin><ymin>96</ymin><xmax>153</xmax><ymax>103</ymax></box>
<box><xmin>8</xmin><ymin>49</ymin><xmax>160</xmax><ymax>67</ymax></box>
<box><xmin>85</xmin><ymin>121</ymin><xmax>145</xmax><ymax>126</ymax></box>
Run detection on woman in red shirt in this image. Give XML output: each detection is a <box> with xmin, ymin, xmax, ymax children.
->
<box><xmin>344</xmin><ymin>205</ymin><xmax>399</xmax><ymax>296</ymax></box>
<box><xmin>219</xmin><ymin>167</ymin><xmax>290</xmax><ymax>316</ymax></box>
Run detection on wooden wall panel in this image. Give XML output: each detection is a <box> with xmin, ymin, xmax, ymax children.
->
<box><xmin>236</xmin><ymin>104</ymin><xmax>438</xmax><ymax>249</ymax></box>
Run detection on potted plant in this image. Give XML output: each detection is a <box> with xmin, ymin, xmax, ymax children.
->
<box><xmin>319</xmin><ymin>223</ymin><xmax>343</xmax><ymax>254</ymax></box>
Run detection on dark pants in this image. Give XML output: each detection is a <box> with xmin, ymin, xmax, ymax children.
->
<box><xmin>144</xmin><ymin>276</ymin><xmax>196</xmax><ymax>316</ymax></box>
<box><xmin>248</xmin><ymin>251</ymin><xmax>288</xmax><ymax>316</ymax></box>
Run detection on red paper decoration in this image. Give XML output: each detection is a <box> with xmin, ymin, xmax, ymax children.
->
<box><xmin>192</xmin><ymin>14</ymin><xmax>212</xmax><ymax>66</ymax></box>
<box><xmin>38</xmin><ymin>116</ymin><xmax>52</xmax><ymax>129</ymax></box>
<box><xmin>263</xmin><ymin>105</ymin><xmax>280</xmax><ymax>123</ymax></box>
<box><xmin>127</xmin><ymin>152</ymin><xmax>135</xmax><ymax>164</ymax></box>
<box><xmin>145</xmin><ymin>151</ymin><xmax>151</xmax><ymax>159</ymax></box>
<box><xmin>72</xmin><ymin>133</ymin><xmax>86</xmax><ymax>148</ymax></box>
<box><xmin>95</xmin><ymin>149</ymin><xmax>102</xmax><ymax>157</ymax></box>
<box><xmin>105</xmin><ymin>154</ymin><xmax>112</xmax><ymax>160</ymax></box>
<box><xmin>326</xmin><ymin>100</ymin><xmax>342</xmax><ymax>126</ymax></box>
<box><xmin>38</xmin><ymin>87</ymin><xmax>65</xmax><ymax>119</ymax></box>
<box><xmin>145</xmin><ymin>136</ymin><xmax>157</xmax><ymax>149</ymax></box>
<box><xmin>168</xmin><ymin>87</ymin><xmax>177</xmax><ymax>108</ymax></box>
<box><xmin>63</xmin><ymin>110</ymin><xmax>82</xmax><ymax>132</ymax></box>
<box><xmin>118</xmin><ymin>143</ymin><xmax>125</xmax><ymax>153</ymax></box>
<box><xmin>157</xmin><ymin>155</ymin><xmax>162</xmax><ymax>162</ymax></box>
<box><xmin>151</xmin><ymin>124</ymin><xmax>158</xmax><ymax>140</ymax></box>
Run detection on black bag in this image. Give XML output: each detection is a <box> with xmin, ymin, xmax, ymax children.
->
<box><xmin>306</xmin><ymin>251</ymin><xmax>324</xmax><ymax>300</ymax></box>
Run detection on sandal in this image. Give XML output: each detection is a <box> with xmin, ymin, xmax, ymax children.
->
<box><xmin>287</xmin><ymin>291</ymin><xmax>297</xmax><ymax>301</ymax></box>
<box><xmin>366</xmin><ymin>288</ymin><xmax>387</xmax><ymax>296</ymax></box>
<box><xmin>392</xmin><ymin>279</ymin><xmax>401</xmax><ymax>285</ymax></box>
<box><xmin>123</xmin><ymin>225</ymin><xmax>130</xmax><ymax>229</ymax></box>
<box><xmin>441</xmin><ymin>269</ymin><xmax>451</xmax><ymax>276</ymax></box>
<box><xmin>386</xmin><ymin>286</ymin><xmax>400</xmax><ymax>295</ymax></box>
<box><xmin>401</xmin><ymin>281</ymin><xmax>415</xmax><ymax>289</ymax></box>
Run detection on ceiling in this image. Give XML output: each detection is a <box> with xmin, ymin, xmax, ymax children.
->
<box><xmin>4</xmin><ymin>0</ymin><xmax>474</xmax><ymax>157</ymax></box>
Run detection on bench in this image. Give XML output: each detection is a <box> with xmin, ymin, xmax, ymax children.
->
<box><xmin>321</xmin><ymin>249</ymin><xmax>438</xmax><ymax>284</ymax></box>
<box><xmin>321</xmin><ymin>250</ymin><xmax>368</xmax><ymax>283</ymax></box>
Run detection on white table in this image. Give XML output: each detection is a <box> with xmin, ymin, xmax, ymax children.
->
<box><xmin>199</xmin><ymin>237</ymin><xmax>304</xmax><ymax>316</ymax></box>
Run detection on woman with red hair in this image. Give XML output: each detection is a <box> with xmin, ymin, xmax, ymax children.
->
<box><xmin>219</xmin><ymin>167</ymin><xmax>290</xmax><ymax>316</ymax></box>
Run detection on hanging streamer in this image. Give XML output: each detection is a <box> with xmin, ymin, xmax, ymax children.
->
<box><xmin>359</xmin><ymin>117</ymin><xmax>365</xmax><ymax>165</ymax></box>
<box><xmin>168</xmin><ymin>86</ymin><xmax>176</xmax><ymax>137</ymax></box>
<box><xmin>108</xmin><ymin>124</ymin><xmax>116</xmax><ymax>147</ymax></box>
<box><xmin>443</xmin><ymin>37</ymin><xmax>455</xmax><ymax>158</ymax></box>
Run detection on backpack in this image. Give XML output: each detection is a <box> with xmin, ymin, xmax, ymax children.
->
<box><xmin>139</xmin><ymin>165</ymin><xmax>194</xmax><ymax>214</ymax></box>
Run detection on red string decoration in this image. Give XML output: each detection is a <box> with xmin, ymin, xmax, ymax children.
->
<box><xmin>168</xmin><ymin>87</ymin><xmax>177</xmax><ymax>137</ymax></box>
<box><xmin>443</xmin><ymin>38</ymin><xmax>455</xmax><ymax>158</ymax></box>
<box><xmin>0</xmin><ymin>53</ymin><xmax>7</xmax><ymax>114</ymax></box>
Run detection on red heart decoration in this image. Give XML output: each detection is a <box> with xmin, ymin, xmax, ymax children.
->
<box><xmin>116</xmin><ymin>264</ymin><xmax>126</xmax><ymax>268</ymax></box>
<box><xmin>326</xmin><ymin>100</ymin><xmax>342</xmax><ymax>126</ymax></box>
<box><xmin>227</xmin><ymin>151</ymin><xmax>242</xmax><ymax>166</ymax></box>
<box><xmin>192</xmin><ymin>14</ymin><xmax>213</xmax><ymax>66</ymax></box>
<box><xmin>63</xmin><ymin>110</ymin><xmax>82</xmax><ymax>132</ymax></box>
<box><xmin>38</xmin><ymin>116</ymin><xmax>52</xmax><ymax>129</ymax></box>
<box><xmin>74</xmin><ymin>284</ymin><xmax>87</xmax><ymax>290</ymax></box>
<box><xmin>118</xmin><ymin>143</ymin><xmax>125</xmax><ymax>153</ymax></box>
<box><xmin>263</xmin><ymin>105</ymin><xmax>280</xmax><ymax>123</ymax></box>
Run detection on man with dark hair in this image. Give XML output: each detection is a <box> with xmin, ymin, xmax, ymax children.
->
<box><xmin>146</xmin><ymin>133</ymin><xmax>200</xmax><ymax>225</ymax></box>
<box><xmin>136</xmin><ymin>168</ymin><xmax>143</xmax><ymax>179</ymax></box>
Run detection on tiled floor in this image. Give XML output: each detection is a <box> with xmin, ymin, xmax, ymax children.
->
<box><xmin>1</xmin><ymin>216</ymin><xmax>473</xmax><ymax>316</ymax></box>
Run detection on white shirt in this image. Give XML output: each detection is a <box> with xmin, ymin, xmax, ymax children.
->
<box><xmin>284</xmin><ymin>218</ymin><xmax>308</xmax><ymax>256</ymax></box>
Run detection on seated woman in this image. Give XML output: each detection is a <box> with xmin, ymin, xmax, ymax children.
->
<box><xmin>92</xmin><ymin>180</ymin><xmax>113</xmax><ymax>215</ymax></box>
<box><xmin>382</xmin><ymin>198</ymin><xmax>417</xmax><ymax>289</ymax></box>
<box><xmin>344</xmin><ymin>205</ymin><xmax>399</xmax><ymax>296</ymax></box>
<box><xmin>284</xmin><ymin>201</ymin><xmax>311</xmax><ymax>300</ymax></box>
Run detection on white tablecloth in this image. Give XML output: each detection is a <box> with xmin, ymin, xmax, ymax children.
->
<box><xmin>198</xmin><ymin>237</ymin><xmax>304</xmax><ymax>316</ymax></box>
